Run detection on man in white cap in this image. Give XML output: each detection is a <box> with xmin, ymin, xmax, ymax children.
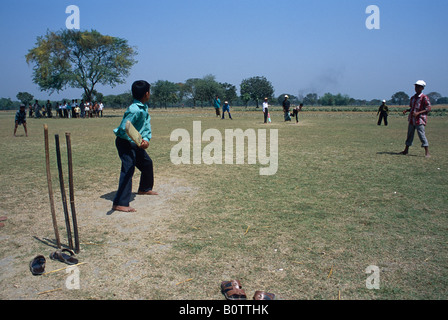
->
<box><xmin>282</xmin><ymin>95</ymin><xmax>291</xmax><ymax>121</ymax></box>
<box><xmin>400</xmin><ymin>80</ymin><xmax>431</xmax><ymax>158</ymax></box>
<box><xmin>377</xmin><ymin>99</ymin><xmax>389</xmax><ymax>126</ymax></box>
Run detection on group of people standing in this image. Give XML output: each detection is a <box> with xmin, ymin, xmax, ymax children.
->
<box><xmin>213</xmin><ymin>94</ymin><xmax>305</xmax><ymax>125</ymax></box>
<box><xmin>16</xmin><ymin>80</ymin><xmax>432</xmax><ymax>159</ymax></box>
<box><xmin>213</xmin><ymin>94</ymin><xmax>304</xmax><ymax>124</ymax></box>
<box><xmin>27</xmin><ymin>99</ymin><xmax>104</xmax><ymax>119</ymax></box>
<box><xmin>261</xmin><ymin>80</ymin><xmax>433</xmax><ymax>158</ymax></box>
<box><xmin>374</xmin><ymin>80</ymin><xmax>431</xmax><ymax>157</ymax></box>
<box><xmin>262</xmin><ymin>95</ymin><xmax>303</xmax><ymax>124</ymax></box>
<box><xmin>213</xmin><ymin>95</ymin><xmax>233</xmax><ymax>119</ymax></box>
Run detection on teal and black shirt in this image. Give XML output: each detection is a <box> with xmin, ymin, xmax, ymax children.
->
<box><xmin>15</xmin><ymin>109</ymin><xmax>26</xmax><ymax>124</ymax></box>
<box><xmin>113</xmin><ymin>99</ymin><xmax>152</xmax><ymax>143</ymax></box>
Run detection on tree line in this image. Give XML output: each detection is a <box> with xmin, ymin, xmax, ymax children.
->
<box><xmin>1</xmin><ymin>29</ymin><xmax>447</xmax><ymax>110</ymax></box>
<box><xmin>2</xmin><ymin>79</ymin><xmax>447</xmax><ymax>110</ymax></box>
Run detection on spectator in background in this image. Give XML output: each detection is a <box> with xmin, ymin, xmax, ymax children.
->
<box><xmin>41</xmin><ymin>104</ymin><xmax>47</xmax><ymax>118</ymax></box>
<box><xmin>46</xmin><ymin>100</ymin><xmax>52</xmax><ymax>118</ymax></box>
<box><xmin>93</xmin><ymin>101</ymin><xmax>99</xmax><ymax>117</ymax></box>
<box><xmin>28</xmin><ymin>103</ymin><xmax>33</xmax><ymax>118</ymax></box>
<box><xmin>67</xmin><ymin>100</ymin><xmax>72</xmax><ymax>118</ymax></box>
<box><xmin>58</xmin><ymin>102</ymin><xmax>63</xmax><ymax>118</ymax></box>
<box><xmin>54</xmin><ymin>102</ymin><xmax>59</xmax><ymax>118</ymax></box>
<box><xmin>33</xmin><ymin>100</ymin><xmax>42</xmax><ymax>118</ymax></box>
<box><xmin>62</xmin><ymin>101</ymin><xmax>68</xmax><ymax>118</ymax></box>
<box><xmin>86</xmin><ymin>101</ymin><xmax>92</xmax><ymax>118</ymax></box>
<box><xmin>80</xmin><ymin>99</ymin><xmax>86</xmax><ymax>118</ymax></box>
<box><xmin>98</xmin><ymin>101</ymin><xmax>104</xmax><ymax>117</ymax></box>
<box><xmin>71</xmin><ymin>100</ymin><xmax>76</xmax><ymax>118</ymax></box>
<box><xmin>74</xmin><ymin>104</ymin><xmax>81</xmax><ymax>118</ymax></box>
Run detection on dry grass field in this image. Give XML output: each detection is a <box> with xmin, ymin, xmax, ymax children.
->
<box><xmin>0</xmin><ymin>106</ymin><xmax>447</xmax><ymax>301</ymax></box>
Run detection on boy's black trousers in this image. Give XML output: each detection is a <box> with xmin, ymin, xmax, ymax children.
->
<box><xmin>113</xmin><ymin>137</ymin><xmax>154</xmax><ymax>207</ymax></box>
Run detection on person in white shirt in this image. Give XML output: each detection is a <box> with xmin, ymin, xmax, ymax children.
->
<box><xmin>262</xmin><ymin>97</ymin><xmax>269</xmax><ymax>124</ymax></box>
<box><xmin>84</xmin><ymin>102</ymin><xmax>90</xmax><ymax>118</ymax></box>
<box><xmin>98</xmin><ymin>101</ymin><xmax>104</xmax><ymax>117</ymax></box>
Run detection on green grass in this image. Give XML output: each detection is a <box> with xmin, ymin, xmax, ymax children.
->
<box><xmin>0</xmin><ymin>108</ymin><xmax>447</xmax><ymax>300</ymax></box>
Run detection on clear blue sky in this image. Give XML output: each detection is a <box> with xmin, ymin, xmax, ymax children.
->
<box><xmin>0</xmin><ymin>0</ymin><xmax>447</xmax><ymax>101</ymax></box>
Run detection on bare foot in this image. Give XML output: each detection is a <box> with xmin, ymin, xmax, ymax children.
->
<box><xmin>112</xmin><ymin>205</ymin><xmax>136</xmax><ymax>212</ymax></box>
<box><xmin>137</xmin><ymin>190</ymin><xmax>159</xmax><ymax>195</ymax></box>
<box><xmin>399</xmin><ymin>151</ymin><xmax>408</xmax><ymax>155</ymax></box>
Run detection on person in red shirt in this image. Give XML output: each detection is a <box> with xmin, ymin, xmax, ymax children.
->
<box><xmin>400</xmin><ymin>80</ymin><xmax>431</xmax><ymax>158</ymax></box>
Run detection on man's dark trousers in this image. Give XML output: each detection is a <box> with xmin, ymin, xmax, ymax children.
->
<box><xmin>113</xmin><ymin>137</ymin><xmax>154</xmax><ymax>207</ymax></box>
<box><xmin>378</xmin><ymin>112</ymin><xmax>388</xmax><ymax>126</ymax></box>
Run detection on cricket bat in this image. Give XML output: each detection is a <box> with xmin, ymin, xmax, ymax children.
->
<box><xmin>125</xmin><ymin>120</ymin><xmax>142</xmax><ymax>147</ymax></box>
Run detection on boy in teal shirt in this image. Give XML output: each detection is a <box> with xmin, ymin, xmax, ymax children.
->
<box><xmin>112</xmin><ymin>80</ymin><xmax>158</xmax><ymax>212</ymax></box>
<box><xmin>213</xmin><ymin>95</ymin><xmax>221</xmax><ymax>117</ymax></box>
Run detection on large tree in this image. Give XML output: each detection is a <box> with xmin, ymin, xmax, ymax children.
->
<box><xmin>195</xmin><ymin>75</ymin><xmax>223</xmax><ymax>106</ymax></box>
<box><xmin>391</xmin><ymin>91</ymin><xmax>410</xmax><ymax>105</ymax></box>
<box><xmin>240</xmin><ymin>76</ymin><xmax>274</xmax><ymax>108</ymax></box>
<box><xmin>303</xmin><ymin>93</ymin><xmax>318</xmax><ymax>106</ymax></box>
<box><xmin>16</xmin><ymin>92</ymin><xmax>34</xmax><ymax>106</ymax></box>
<box><xmin>151</xmin><ymin>80</ymin><xmax>179</xmax><ymax>108</ymax></box>
<box><xmin>26</xmin><ymin>29</ymin><xmax>137</xmax><ymax>101</ymax></box>
<box><xmin>183</xmin><ymin>78</ymin><xmax>201</xmax><ymax>107</ymax></box>
<box><xmin>426</xmin><ymin>92</ymin><xmax>442</xmax><ymax>105</ymax></box>
<box><xmin>220</xmin><ymin>82</ymin><xmax>238</xmax><ymax>104</ymax></box>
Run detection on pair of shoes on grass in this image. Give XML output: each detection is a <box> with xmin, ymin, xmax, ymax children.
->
<box><xmin>221</xmin><ymin>280</ymin><xmax>276</xmax><ymax>300</ymax></box>
<box><xmin>29</xmin><ymin>249</ymin><xmax>79</xmax><ymax>276</ymax></box>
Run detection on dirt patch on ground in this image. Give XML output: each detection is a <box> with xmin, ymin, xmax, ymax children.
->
<box><xmin>0</xmin><ymin>177</ymin><xmax>196</xmax><ymax>300</ymax></box>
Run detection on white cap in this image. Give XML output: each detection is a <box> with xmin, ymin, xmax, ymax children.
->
<box><xmin>284</xmin><ymin>95</ymin><xmax>289</xmax><ymax>98</ymax></box>
<box><xmin>415</xmin><ymin>80</ymin><xmax>426</xmax><ymax>87</ymax></box>
<box><xmin>382</xmin><ymin>100</ymin><xmax>386</xmax><ymax>103</ymax></box>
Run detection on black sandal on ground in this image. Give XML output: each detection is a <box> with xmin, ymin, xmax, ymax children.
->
<box><xmin>50</xmin><ymin>249</ymin><xmax>78</xmax><ymax>265</ymax></box>
<box><xmin>29</xmin><ymin>255</ymin><xmax>46</xmax><ymax>276</ymax></box>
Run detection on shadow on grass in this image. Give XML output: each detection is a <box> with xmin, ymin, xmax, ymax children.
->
<box><xmin>377</xmin><ymin>151</ymin><xmax>418</xmax><ymax>157</ymax></box>
<box><xmin>33</xmin><ymin>236</ymin><xmax>69</xmax><ymax>250</ymax></box>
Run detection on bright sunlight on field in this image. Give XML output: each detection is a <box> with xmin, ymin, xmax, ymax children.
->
<box><xmin>0</xmin><ymin>106</ymin><xmax>447</xmax><ymax>300</ymax></box>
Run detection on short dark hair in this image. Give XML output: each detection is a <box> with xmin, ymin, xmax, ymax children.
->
<box><xmin>132</xmin><ymin>80</ymin><xmax>150</xmax><ymax>100</ymax></box>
